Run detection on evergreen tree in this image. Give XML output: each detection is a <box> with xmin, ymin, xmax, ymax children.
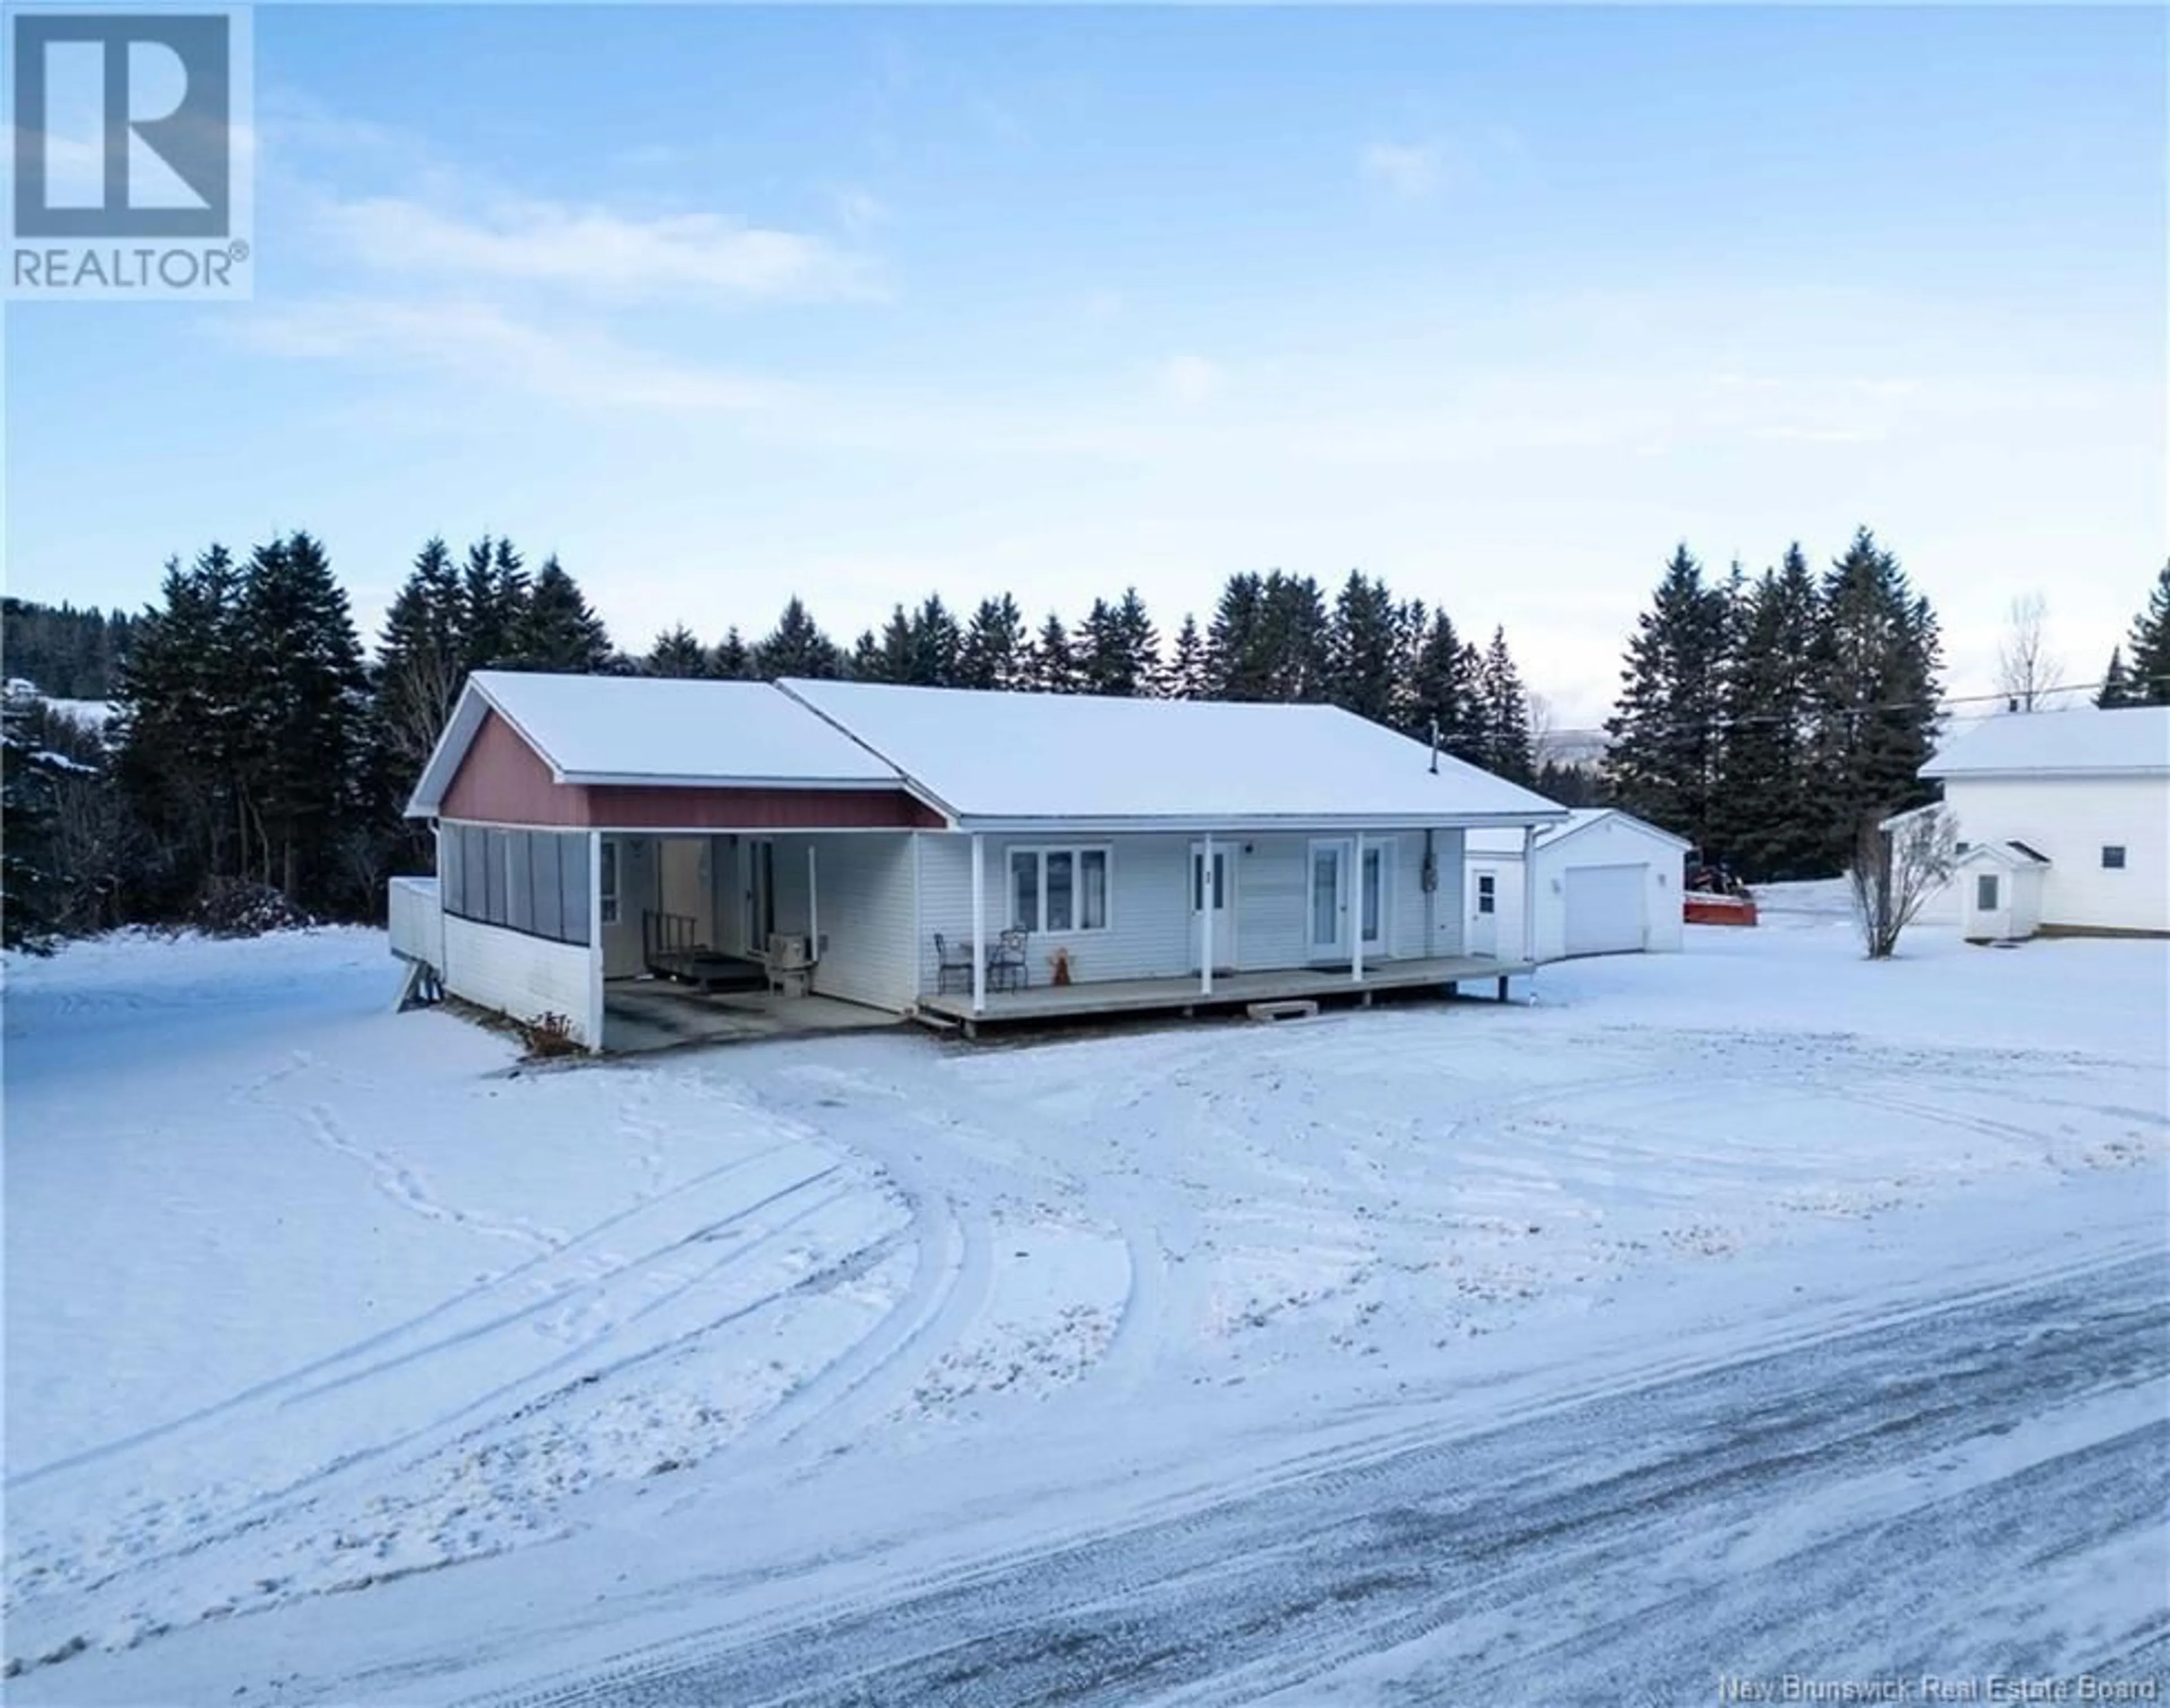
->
<box><xmin>233</xmin><ymin>531</ymin><xmax>369</xmax><ymax>904</ymax></box>
<box><xmin>375</xmin><ymin>537</ymin><xmax>465</xmax><ymax>779</ymax></box>
<box><xmin>1403</xmin><ymin>609</ymin><xmax>1483</xmax><ymax>761</ymax></box>
<box><xmin>751</xmin><ymin>597</ymin><xmax>844</xmax><ymax>679</ymax></box>
<box><xmin>1</xmin><ymin>690</ymin><xmax>71</xmax><ymax>951</ymax></box>
<box><xmin>1601</xmin><ymin>545</ymin><xmax>1732</xmax><ymax>848</ymax></box>
<box><xmin>1116</xmin><ymin>588</ymin><xmax>1162</xmax><ymax>695</ymax></box>
<box><xmin>909</xmin><ymin>595</ymin><xmax>964</xmax><ymax>687</ymax></box>
<box><xmin>114</xmin><ymin>546</ymin><xmax>248</xmax><ymax>911</ymax></box>
<box><xmin>1077</xmin><ymin>589</ymin><xmax>1159</xmax><ymax>696</ymax></box>
<box><xmin>1164</xmin><ymin>613</ymin><xmax>1208</xmax><ymax>699</ymax></box>
<box><xmin>1259</xmin><ymin>572</ymin><xmax>1332</xmax><ymax>702</ymax></box>
<box><xmin>1031</xmin><ymin>613</ymin><xmax>1078</xmax><ymax>693</ymax></box>
<box><xmin>1205</xmin><ymin>573</ymin><xmax>1271</xmax><ymax>700</ymax></box>
<box><xmin>1326</xmin><ymin>571</ymin><xmax>1402</xmax><ymax>725</ymax></box>
<box><xmin>2097</xmin><ymin>648</ymin><xmax>2135</xmax><ymax>709</ymax></box>
<box><xmin>458</xmin><ymin>536</ymin><xmax>529</xmax><ymax>673</ymax></box>
<box><xmin>711</xmin><ymin>627</ymin><xmax>753</xmax><ymax>679</ymax></box>
<box><xmin>847</xmin><ymin>628</ymin><xmax>886</xmax><ymax>680</ymax></box>
<box><xmin>646</xmin><ymin>625</ymin><xmax>709</xmax><ymax>677</ymax></box>
<box><xmin>1476</xmin><ymin>627</ymin><xmax>1534</xmax><ymax>784</ymax></box>
<box><xmin>2121</xmin><ymin>560</ymin><xmax>2170</xmax><ymax>704</ymax></box>
<box><xmin>509</xmin><ymin>556</ymin><xmax>612</xmax><ymax>672</ymax></box>
<box><xmin>1805</xmin><ymin>528</ymin><xmax>1943</xmax><ymax>870</ymax></box>
<box><xmin>1534</xmin><ymin>758</ymin><xmax>1600</xmax><ymax>808</ymax></box>
<box><xmin>958</xmin><ymin>595</ymin><xmax>1028</xmax><ymax>690</ymax></box>
<box><xmin>1709</xmin><ymin>547</ymin><xmax>1824</xmax><ymax>879</ymax></box>
<box><xmin>873</xmin><ymin>605</ymin><xmax>916</xmax><ymax>682</ymax></box>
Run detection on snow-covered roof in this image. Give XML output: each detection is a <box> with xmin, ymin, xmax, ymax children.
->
<box><xmin>407</xmin><ymin>671</ymin><xmax>905</xmax><ymax>814</ymax></box>
<box><xmin>1466</xmin><ymin>807</ymin><xmax>1691</xmax><ymax>858</ymax></box>
<box><xmin>1924</xmin><ymin>706</ymin><xmax>2170</xmax><ymax>779</ymax></box>
<box><xmin>1956</xmin><ymin>840</ymin><xmax>2051</xmax><ymax>869</ymax></box>
<box><xmin>782</xmin><ymin>679</ymin><xmax>1565</xmax><ymax>830</ymax></box>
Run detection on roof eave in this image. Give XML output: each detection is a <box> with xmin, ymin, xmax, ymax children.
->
<box><xmin>948</xmin><ymin>808</ymin><xmax>1570</xmax><ymax>836</ymax></box>
<box><xmin>1925</xmin><ymin>764</ymin><xmax>2170</xmax><ymax>781</ymax></box>
<box><xmin>561</xmin><ymin>770</ymin><xmax>909</xmax><ymax>791</ymax></box>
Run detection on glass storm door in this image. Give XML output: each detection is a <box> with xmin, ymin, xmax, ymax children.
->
<box><xmin>1190</xmin><ymin>843</ymin><xmax>1233</xmax><ymax>970</ymax></box>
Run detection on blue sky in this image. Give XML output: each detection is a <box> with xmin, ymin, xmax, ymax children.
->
<box><xmin>6</xmin><ymin>4</ymin><xmax>2163</xmax><ymax>725</ymax></box>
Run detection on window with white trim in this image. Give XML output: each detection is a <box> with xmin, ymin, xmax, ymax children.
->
<box><xmin>1476</xmin><ymin>873</ymin><xmax>1497</xmax><ymax>916</ymax></box>
<box><xmin>1007</xmin><ymin>845</ymin><xmax>1110</xmax><ymax>933</ymax></box>
<box><xmin>2102</xmin><ymin>845</ymin><xmax>2128</xmax><ymax>870</ymax></box>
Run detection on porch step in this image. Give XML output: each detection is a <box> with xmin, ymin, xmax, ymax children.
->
<box><xmin>1245</xmin><ymin>998</ymin><xmax>1319</xmax><ymax>1024</ymax></box>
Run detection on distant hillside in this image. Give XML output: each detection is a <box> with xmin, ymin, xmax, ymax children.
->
<box><xmin>1</xmin><ymin>597</ymin><xmax>136</xmax><ymax>701</ymax></box>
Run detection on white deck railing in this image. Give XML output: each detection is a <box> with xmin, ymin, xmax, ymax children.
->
<box><xmin>388</xmin><ymin>875</ymin><xmax>444</xmax><ymax>970</ymax></box>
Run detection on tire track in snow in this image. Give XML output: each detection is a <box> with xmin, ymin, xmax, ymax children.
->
<box><xmin>9</xmin><ymin>1135</ymin><xmax>838</xmax><ymax>1490</ymax></box>
<box><xmin>459</xmin><ymin>1250</ymin><xmax>2169</xmax><ymax>1708</ymax></box>
<box><xmin>712</xmin><ymin>1067</ymin><xmax>996</xmax><ymax>1463</ymax></box>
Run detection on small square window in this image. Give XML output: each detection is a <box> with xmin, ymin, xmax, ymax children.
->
<box><xmin>2102</xmin><ymin>845</ymin><xmax>2128</xmax><ymax>870</ymax></box>
<box><xmin>1954</xmin><ymin>840</ymin><xmax>1971</xmax><ymax>855</ymax></box>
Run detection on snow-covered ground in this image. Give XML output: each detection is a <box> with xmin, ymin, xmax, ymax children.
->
<box><xmin>3</xmin><ymin>912</ymin><xmax>2164</xmax><ymax>1701</ymax></box>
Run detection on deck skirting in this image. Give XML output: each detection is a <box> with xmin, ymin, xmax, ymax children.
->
<box><xmin>918</xmin><ymin>955</ymin><xmax>1534</xmax><ymax>1028</ymax></box>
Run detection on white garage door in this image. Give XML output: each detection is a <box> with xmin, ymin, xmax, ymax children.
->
<box><xmin>1562</xmin><ymin>864</ymin><xmax>1647</xmax><ymax>957</ymax></box>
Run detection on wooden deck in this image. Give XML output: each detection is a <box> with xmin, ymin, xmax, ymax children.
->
<box><xmin>919</xmin><ymin>955</ymin><xmax>1535</xmax><ymax>1032</ymax></box>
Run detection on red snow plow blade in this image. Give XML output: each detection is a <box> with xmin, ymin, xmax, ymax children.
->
<box><xmin>1684</xmin><ymin>893</ymin><xmax>1759</xmax><ymax>927</ymax></box>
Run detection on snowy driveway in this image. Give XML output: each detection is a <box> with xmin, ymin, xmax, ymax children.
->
<box><xmin>471</xmin><ymin>1248</ymin><xmax>2169</xmax><ymax>1706</ymax></box>
<box><xmin>3</xmin><ymin>912</ymin><xmax>2165</xmax><ymax>1701</ymax></box>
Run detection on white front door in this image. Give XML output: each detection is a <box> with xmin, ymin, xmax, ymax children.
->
<box><xmin>1190</xmin><ymin>842</ymin><xmax>1236</xmax><ymax>971</ymax></box>
<box><xmin>1357</xmin><ymin>839</ymin><xmax>1390</xmax><ymax>956</ymax></box>
<box><xmin>1308</xmin><ymin>839</ymin><xmax>1349</xmax><ymax>960</ymax></box>
<box><xmin>1310</xmin><ymin>839</ymin><xmax>1388</xmax><ymax>962</ymax></box>
<box><xmin>1469</xmin><ymin>867</ymin><xmax>1500</xmax><ymax>957</ymax></box>
<box><xmin>743</xmin><ymin>838</ymin><xmax>776</xmax><ymax>955</ymax></box>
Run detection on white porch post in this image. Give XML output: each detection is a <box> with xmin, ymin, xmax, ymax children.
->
<box><xmin>1200</xmin><ymin>833</ymin><xmax>1215</xmax><ymax>997</ymax></box>
<box><xmin>806</xmin><ymin>844</ymin><xmax>819</xmax><ymax>964</ymax></box>
<box><xmin>587</xmin><ymin>830</ymin><xmax>605</xmax><ymax>1052</ymax></box>
<box><xmin>970</xmin><ymin>832</ymin><xmax>987</xmax><ymax>1016</ymax></box>
<box><xmin>1521</xmin><ymin>822</ymin><xmax>1538</xmax><ymax>969</ymax></box>
<box><xmin>1351</xmin><ymin>830</ymin><xmax>1366</xmax><ymax>985</ymax></box>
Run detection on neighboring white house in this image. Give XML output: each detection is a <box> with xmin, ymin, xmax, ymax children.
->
<box><xmin>1465</xmin><ymin>808</ymin><xmax>1690</xmax><ymax>962</ymax></box>
<box><xmin>390</xmin><ymin>673</ymin><xmax>1569</xmax><ymax>1047</ymax></box>
<box><xmin>1911</xmin><ymin>705</ymin><xmax>2170</xmax><ymax>940</ymax></box>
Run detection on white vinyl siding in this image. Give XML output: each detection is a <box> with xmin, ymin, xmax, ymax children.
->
<box><xmin>1462</xmin><ymin>816</ymin><xmax>1683</xmax><ymax>963</ymax></box>
<box><xmin>1929</xmin><ymin>775</ymin><xmax>2169</xmax><ymax>935</ymax></box>
<box><xmin>772</xmin><ymin>834</ymin><xmax>919</xmax><ymax>1012</ymax></box>
<box><xmin>442</xmin><ymin>913</ymin><xmax>596</xmax><ymax>1044</ymax></box>
<box><xmin>915</xmin><ymin>829</ymin><xmax>1457</xmax><ymax>996</ymax></box>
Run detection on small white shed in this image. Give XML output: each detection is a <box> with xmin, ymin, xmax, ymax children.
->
<box><xmin>1466</xmin><ymin>808</ymin><xmax>1690</xmax><ymax>962</ymax></box>
<box><xmin>1953</xmin><ymin>841</ymin><xmax>2050</xmax><ymax>942</ymax></box>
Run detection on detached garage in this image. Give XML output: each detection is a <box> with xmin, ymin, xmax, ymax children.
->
<box><xmin>1466</xmin><ymin>809</ymin><xmax>1690</xmax><ymax>962</ymax></box>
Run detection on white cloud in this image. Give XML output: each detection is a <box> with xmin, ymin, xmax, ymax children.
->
<box><xmin>227</xmin><ymin>299</ymin><xmax>789</xmax><ymax>412</ymax></box>
<box><xmin>1158</xmin><ymin>354</ymin><xmax>1222</xmax><ymax>405</ymax></box>
<box><xmin>314</xmin><ymin>193</ymin><xmax>875</xmax><ymax>303</ymax></box>
<box><xmin>1361</xmin><ymin>140</ymin><xmax>1448</xmax><ymax>200</ymax></box>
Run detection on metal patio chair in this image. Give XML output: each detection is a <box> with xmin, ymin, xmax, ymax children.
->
<box><xmin>988</xmin><ymin>928</ymin><xmax>1030</xmax><ymax>992</ymax></box>
<box><xmin>933</xmin><ymin>932</ymin><xmax>975</xmax><ymax>995</ymax></box>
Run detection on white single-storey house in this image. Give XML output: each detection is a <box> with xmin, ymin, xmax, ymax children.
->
<box><xmin>1464</xmin><ymin>808</ymin><xmax>1690</xmax><ymax>962</ymax></box>
<box><xmin>388</xmin><ymin>673</ymin><xmax>1569</xmax><ymax>1047</ymax></box>
<box><xmin>1912</xmin><ymin>704</ymin><xmax>2170</xmax><ymax>940</ymax></box>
